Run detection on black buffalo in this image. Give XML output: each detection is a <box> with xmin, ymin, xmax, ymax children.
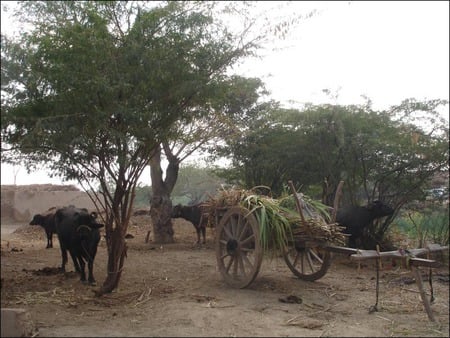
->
<box><xmin>171</xmin><ymin>204</ymin><xmax>208</xmax><ymax>244</ymax></box>
<box><xmin>336</xmin><ymin>200</ymin><xmax>394</xmax><ymax>248</ymax></box>
<box><xmin>29</xmin><ymin>207</ymin><xmax>57</xmax><ymax>248</ymax></box>
<box><xmin>55</xmin><ymin>206</ymin><xmax>103</xmax><ymax>285</ymax></box>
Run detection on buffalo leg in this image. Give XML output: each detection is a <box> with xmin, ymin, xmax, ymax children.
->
<box><xmin>201</xmin><ymin>226</ymin><xmax>206</xmax><ymax>244</ymax></box>
<box><xmin>87</xmin><ymin>259</ymin><xmax>96</xmax><ymax>285</ymax></box>
<box><xmin>60</xmin><ymin>245</ymin><xmax>68</xmax><ymax>272</ymax></box>
<box><xmin>87</xmin><ymin>247</ymin><xmax>98</xmax><ymax>285</ymax></box>
<box><xmin>77</xmin><ymin>257</ymin><xmax>87</xmax><ymax>282</ymax></box>
<box><xmin>348</xmin><ymin>236</ymin><xmax>356</xmax><ymax>248</ymax></box>
<box><xmin>68</xmin><ymin>250</ymin><xmax>82</xmax><ymax>273</ymax></box>
<box><xmin>195</xmin><ymin>227</ymin><xmax>201</xmax><ymax>244</ymax></box>
<box><xmin>46</xmin><ymin>230</ymin><xmax>53</xmax><ymax>248</ymax></box>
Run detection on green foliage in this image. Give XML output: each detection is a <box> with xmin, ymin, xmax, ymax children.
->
<box><xmin>133</xmin><ymin>185</ymin><xmax>152</xmax><ymax>209</ymax></box>
<box><xmin>171</xmin><ymin>163</ymin><xmax>225</xmax><ymax>204</ymax></box>
<box><xmin>213</xmin><ymin>100</ymin><xmax>448</xmax><ymax>248</ymax></box>
<box><xmin>395</xmin><ymin>206</ymin><xmax>449</xmax><ymax>247</ymax></box>
<box><xmin>215</xmin><ymin>101</ymin><xmax>448</xmax><ymax>205</ymax></box>
<box><xmin>0</xmin><ymin>1</ymin><xmax>278</xmax><ymax>211</ymax></box>
<box><xmin>241</xmin><ymin>193</ymin><xmax>295</xmax><ymax>256</ymax></box>
<box><xmin>129</xmin><ymin>165</ymin><xmax>227</xmax><ymax>208</ymax></box>
<box><xmin>238</xmin><ymin>192</ymin><xmax>343</xmax><ymax>256</ymax></box>
<box><xmin>1</xmin><ymin>1</ymin><xmax>303</xmax><ymax>292</ymax></box>
<box><xmin>2</xmin><ymin>1</ymin><xmax>266</xmax><ymax>177</ymax></box>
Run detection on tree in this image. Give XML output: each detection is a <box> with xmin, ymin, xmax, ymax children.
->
<box><xmin>216</xmin><ymin>100</ymin><xmax>449</xmax><ymax>247</ymax></box>
<box><xmin>171</xmin><ymin>163</ymin><xmax>225</xmax><ymax>205</ymax></box>
<box><xmin>136</xmin><ymin>1</ymin><xmax>309</xmax><ymax>244</ymax></box>
<box><xmin>2</xmin><ymin>1</ymin><xmax>173</xmax><ymax>294</ymax></box>
<box><xmin>149</xmin><ymin>76</ymin><xmax>268</xmax><ymax>243</ymax></box>
<box><xmin>1</xmin><ymin>1</ymin><xmax>306</xmax><ymax>292</ymax></box>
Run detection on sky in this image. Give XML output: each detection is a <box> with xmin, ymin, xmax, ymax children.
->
<box><xmin>1</xmin><ymin>1</ymin><xmax>449</xmax><ymax>187</ymax></box>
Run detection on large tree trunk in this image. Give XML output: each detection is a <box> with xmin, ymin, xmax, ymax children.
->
<box><xmin>150</xmin><ymin>193</ymin><xmax>175</xmax><ymax>243</ymax></box>
<box><xmin>149</xmin><ymin>144</ymin><xmax>179</xmax><ymax>244</ymax></box>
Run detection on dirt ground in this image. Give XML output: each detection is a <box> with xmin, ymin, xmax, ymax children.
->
<box><xmin>1</xmin><ymin>216</ymin><xmax>449</xmax><ymax>337</ymax></box>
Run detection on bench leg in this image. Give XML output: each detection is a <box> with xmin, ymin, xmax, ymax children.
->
<box><xmin>411</xmin><ymin>265</ymin><xmax>436</xmax><ymax>322</ymax></box>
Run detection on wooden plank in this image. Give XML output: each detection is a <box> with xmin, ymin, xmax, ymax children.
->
<box><xmin>325</xmin><ymin>245</ymin><xmax>359</xmax><ymax>255</ymax></box>
<box><xmin>325</xmin><ymin>244</ymin><xmax>448</xmax><ymax>258</ymax></box>
<box><xmin>349</xmin><ymin>245</ymin><xmax>448</xmax><ymax>261</ymax></box>
<box><xmin>350</xmin><ymin>253</ymin><xmax>441</xmax><ymax>268</ymax></box>
<box><xmin>411</xmin><ymin>266</ymin><xmax>436</xmax><ymax>322</ymax></box>
<box><xmin>326</xmin><ymin>244</ymin><xmax>448</xmax><ymax>259</ymax></box>
<box><xmin>409</xmin><ymin>257</ymin><xmax>442</xmax><ymax>268</ymax></box>
<box><xmin>350</xmin><ymin>250</ymin><xmax>379</xmax><ymax>260</ymax></box>
<box><xmin>426</xmin><ymin>243</ymin><xmax>447</xmax><ymax>251</ymax></box>
<box><xmin>408</xmin><ymin>245</ymin><xmax>449</xmax><ymax>257</ymax></box>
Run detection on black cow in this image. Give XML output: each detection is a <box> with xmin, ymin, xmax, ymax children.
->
<box><xmin>171</xmin><ymin>204</ymin><xmax>208</xmax><ymax>244</ymax></box>
<box><xmin>29</xmin><ymin>207</ymin><xmax>57</xmax><ymax>248</ymax></box>
<box><xmin>336</xmin><ymin>200</ymin><xmax>394</xmax><ymax>248</ymax></box>
<box><xmin>55</xmin><ymin>206</ymin><xmax>104</xmax><ymax>285</ymax></box>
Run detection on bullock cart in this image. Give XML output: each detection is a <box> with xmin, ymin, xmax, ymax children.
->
<box><xmin>206</xmin><ymin>182</ymin><xmax>448</xmax><ymax>322</ymax></box>
<box><xmin>212</xmin><ymin>204</ymin><xmax>336</xmax><ymax>288</ymax></box>
<box><xmin>207</xmin><ymin>181</ymin><xmax>347</xmax><ymax>289</ymax></box>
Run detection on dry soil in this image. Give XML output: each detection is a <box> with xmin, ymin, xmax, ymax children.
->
<box><xmin>1</xmin><ymin>216</ymin><xmax>449</xmax><ymax>337</ymax></box>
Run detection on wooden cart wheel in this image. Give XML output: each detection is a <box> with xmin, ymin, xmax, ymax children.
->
<box><xmin>215</xmin><ymin>206</ymin><xmax>263</xmax><ymax>288</ymax></box>
<box><xmin>283</xmin><ymin>242</ymin><xmax>331</xmax><ymax>281</ymax></box>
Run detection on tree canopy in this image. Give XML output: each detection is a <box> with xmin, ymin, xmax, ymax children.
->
<box><xmin>1</xmin><ymin>1</ymin><xmax>305</xmax><ymax>293</ymax></box>
<box><xmin>214</xmin><ymin>99</ymin><xmax>449</xmax><ymax>247</ymax></box>
<box><xmin>219</xmin><ymin>99</ymin><xmax>448</xmax><ymax>194</ymax></box>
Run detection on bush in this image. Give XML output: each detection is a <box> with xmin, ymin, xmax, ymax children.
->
<box><xmin>395</xmin><ymin>206</ymin><xmax>449</xmax><ymax>247</ymax></box>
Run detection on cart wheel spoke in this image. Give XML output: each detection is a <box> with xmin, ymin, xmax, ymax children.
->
<box><xmin>233</xmin><ymin>255</ymin><xmax>239</xmax><ymax>276</ymax></box>
<box><xmin>300</xmin><ymin>250</ymin><xmax>305</xmax><ymax>272</ymax></box>
<box><xmin>241</xmin><ymin>252</ymin><xmax>254</xmax><ymax>270</ymax></box>
<box><xmin>230</xmin><ymin>216</ymin><xmax>240</xmax><ymax>238</ymax></box>
<box><xmin>292</xmin><ymin>251</ymin><xmax>300</xmax><ymax>267</ymax></box>
<box><xmin>283</xmin><ymin>244</ymin><xmax>331</xmax><ymax>281</ymax></box>
<box><xmin>237</xmin><ymin>217</ymin><xmax>248</xmax><ymax>241</ymax></box>
<box><xmin>223</xmin><ymin>223</ymin><xmax>233</xmax><ymax>239</ymax></box>
<box><xmin>240</xmin><ymin>234</ymin><xmax>255</xmax><ymax>247</ymax></box>
<box><xmin>225</xmin><ymin>256</ymin><xmax>234</xmax><ymax>273</ymax></box>
<box><xmin>308</xmin><ymin>247</ymin><xmax>324</xmax><ymax>264</ymax></box>
<box><xmin>237</xmin><ymin>254</ymin><xmax>246</xmax><ymax>276</ymax></box>
<box><xmin>306</xmin><ymin>251</ymin><xmax>315</xmax><ymax>272</ymax></box>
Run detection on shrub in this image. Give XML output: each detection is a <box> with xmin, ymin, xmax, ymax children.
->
<box><xmin>395</xmin><ymin>207</ymin><xmax>449</xmax><ymax>247</ymax></box>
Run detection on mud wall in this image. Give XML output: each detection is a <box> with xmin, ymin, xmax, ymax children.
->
<box><xmin>1</xmin><ymin>185</ymin><xmax>96</xmax><ymax>223</ymax></box>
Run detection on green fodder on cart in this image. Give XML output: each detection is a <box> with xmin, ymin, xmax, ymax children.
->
<box><xmin>242</xmin><ymin>193</ymin><xmax>296</xmax><ymax>256</ymax></box>
<box><xmin>205</xmin><ymin>187</ymin><xmax>346</xmax><ymax>257</ymax></box>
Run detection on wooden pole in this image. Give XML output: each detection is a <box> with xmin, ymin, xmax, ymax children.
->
<box><xmin>288</xmin><ymin>180</ymin><xmax>306</xmax><ymax>223</ymax></box>
<box><xmin>376</xmin><ymin>245</ymin><xmax>382</xmax><ymax>270</ymax></box>
<box><xmin>332</xmin><ymin>181</ymin><xmax>344</xmax><ymax>223</ymax></box>
<box><xmin>411</xmin><ymin>265</ymin><xmax>436</xmax><ymax>322</ymax></box>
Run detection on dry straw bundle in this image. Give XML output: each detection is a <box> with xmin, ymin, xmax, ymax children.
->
<box><xmin>204</xmin><ymin>186</ymin><xmax>346</xmax><ymax>255</ymax></box>
<box><xmin>281</xmin><ymin>193</ymin><xmax>347</xmax><ymax>246</ymax></box>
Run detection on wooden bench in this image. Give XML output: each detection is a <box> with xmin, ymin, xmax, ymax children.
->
<box><xmin>326</xmin><ymin>244</ymin><xmax>449</xmax><ymax>322</ymax></box>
